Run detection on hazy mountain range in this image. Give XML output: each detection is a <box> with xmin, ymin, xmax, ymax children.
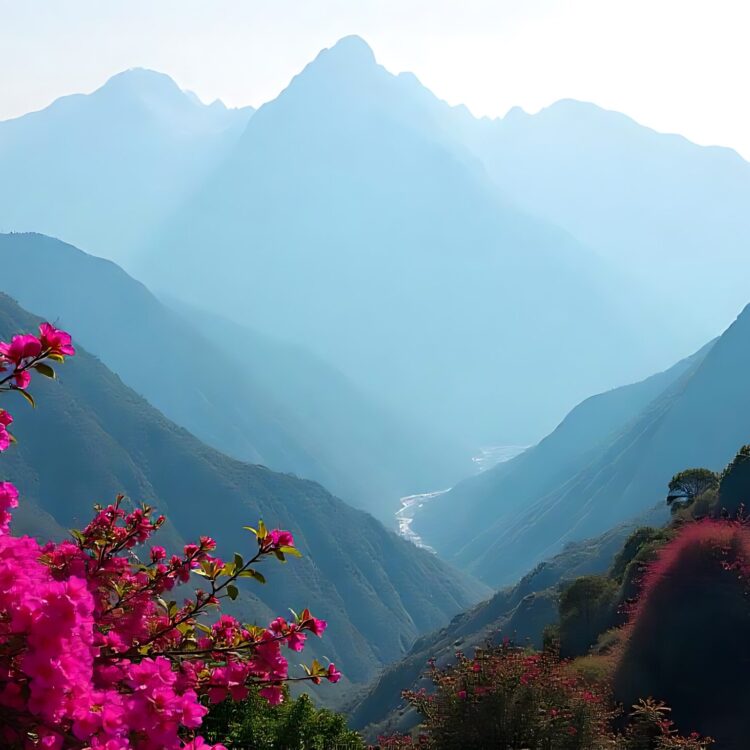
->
<box><xmin>0</xmin><ymin>68</ymin><xmax>252</xmax><ymax>267</ymax></box>
<box><xmin>3</xmin><ymin>36</ymin><xmax>746</xmax><ymax>451</ymax></box>
<box><xmin>0</xmin><ymin>232</ymin><xmax>465</xmax><ymax>520</ymax></box>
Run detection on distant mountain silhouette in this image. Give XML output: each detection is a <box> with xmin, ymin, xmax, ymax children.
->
<box><xmin>0</xmin><ymin>68</ymin><xmax>252</xmax><ymax>267</ymax></box>
<box><xmin>0</xmin><ymin>291</ymin><xmax>489</xmax><ymax>689</ymax></box>
<box><xmin>462</xmin><ymin>99</ymin><xmax>750</xmax><ymax>338</ymax></box>
<box><xmin>414</xmin><ymin>301</ymin><xmax>750</xmax><ymax>586</ymax></box>
<box><xmin>134</xmin><ymin>36</ymin><xmax>683</xmax><ymax>447</ymax></box>
<box><xmin>0</xmin><ymin>232</ymin><xmax>466</xmax><ymax>520</ymax></box>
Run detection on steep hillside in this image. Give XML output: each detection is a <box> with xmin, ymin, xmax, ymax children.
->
<box><xmin>420</xmin><ymin>303</ymin><xmax>750</xmax><ymax>588</ymax></box>
<box><xmin>415</xmin><ymin>342</ymin><xmax>711</xmax><ymax>562</ymax></box>
<box><xmin>0</xmin><ymin>292</ymin><xmax>489</xmax><ymax>690</ymax></box>
<box><xmin>0</xmin><ymin>232</ymin><xmax>466</xmax><ymax>519</ymax></box>
<box><xmin>0</xmin><ymin>69</ymin><xmax>252</xmax><ymax>267</ymax></box>
<box><xmin>136</xmin><ymin>36</ymin><xmax>681</xmax><ymax>448</ymax></box>
<box><xmin>348</xmin><ymin>522</ymin><xmax>639</xmax><ymax>737</ymax></box>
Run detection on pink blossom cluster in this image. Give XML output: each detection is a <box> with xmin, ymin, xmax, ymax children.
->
<box><xmin>0</xmin><ymin>324</ymin><xmax>340</xmax><ymax>749</ymax></box>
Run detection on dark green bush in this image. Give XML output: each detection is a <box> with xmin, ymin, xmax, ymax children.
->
<box><xmin>203</xmin><ymin>688</ymin><xmax>365</xmax><ymax>750</ymax></box>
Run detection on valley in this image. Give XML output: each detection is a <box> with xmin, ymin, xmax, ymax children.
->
<box><xmin>0</xmin><ymin>17</ymin><xmax>746</xmax><ymax>749</ymax></box>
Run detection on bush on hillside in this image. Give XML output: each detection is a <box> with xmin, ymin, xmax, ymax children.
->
<box><xmin>558</xmin><ymin>576</ymin><xmax>619</xmax><ymax>658</ymax></box>
<box><xmin>717</xmin><ymin>445</ymin><xmax>750</xmax><ymax>516</ymax></box>
<box><xmin>203</xmin><ymin>688</ymin><xmax>364</xmax><ymax>749</ymax></box>
<box><xmin>613</xmin><ymin>520</ymin><xmax>750</xmax><ymax>748</ymax></box>
<box><xmin>379</xmin><ymin>642</ymin><xmax>710</xmax><ymax>749</ymax></box>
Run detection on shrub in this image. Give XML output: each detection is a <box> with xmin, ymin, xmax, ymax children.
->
<box><xmin>389</xmin><ymin>643</ymin><xmax>615</xmax><ymax>749</ymax></box>
<box><xmin>0</xmin><ymin>325</ymin><xmax>340</xmax><ymax>748</ymax></box>
<box><xmin>558</xmin><ymin>576</ymin><xmax>619</xmax><ymax>658</ymax></box>
<box><xmin>717</xmin><ymin>445</ymin><xmax>750</xmax><ymax>515</ymax></box>
<box><xmin>613</xmin><ymin>520</ymin><xmax>750</xmax><ymax>747</ymax></box>
<box><xmin>380</xmin><ymin>644</ymin><xmax>712</xmax><ymax>749</ymax></box>
<box><xmin>203</xmin><ymin>688</ymin><xmax>364</xmax><ymax>749</ymax></box>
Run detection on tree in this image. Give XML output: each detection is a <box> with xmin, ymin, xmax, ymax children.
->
<box><xmin>666</xmin><ymin>469</ymin><xmax>718</xmax><ymax>513</ymax></box>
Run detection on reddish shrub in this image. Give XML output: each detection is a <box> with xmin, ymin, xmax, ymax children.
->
<box><xmin>613</xmin><ymin>520</ymin><xmax>750</xmax><ymax>748</ymax></box>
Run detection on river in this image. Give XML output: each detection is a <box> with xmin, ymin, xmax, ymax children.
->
<box><xmin>395</xmin><ymin>444</ymin><xmax>528</xmax><ymax>551</ymax></box>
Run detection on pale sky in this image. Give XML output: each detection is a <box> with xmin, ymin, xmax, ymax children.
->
<box><xmin>1</xmin><ymin>0</ymin><xmax>749</xmax><ymax>158</ymax></box>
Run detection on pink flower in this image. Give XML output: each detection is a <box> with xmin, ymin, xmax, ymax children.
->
<box><xmin>299</xmin><ymin>609</ymin><xmax>327</xmax><ymax>637</ymax></box>
<box><xmin>0</xmin><ymin>333</ymin><xmax>42</xmax><ymax>365</ymax></box>
<box><xmin>326</xmin><ymin>663</ymin><xmax>342</xmax><ymax>684</ymax></box>
<box><xmin>150</xmin><ymin>545</ymin><xmax>166</xmax><ymax>563</ymax></box>
<box><xmin>11</xmin><ymin>370</ymin><xmax>31</xmax><ymax>390</ymax></box>
<box><xmin>182</xmin><ymin>738</ymin><xmax>228</xmax><ymax>750</ymax></box>
<box><xmin>285</xmin><ymin>624</ymin><xmax>307</xmax><ymax>652</ymax></box>
<box><xmin>0</xmin><ymin>410</ymin><xmax>12</xmax><ymax>452</ymax></box>
<box><xmin>271</xmin><ymin>529</ymin><xmax>294</xmax><ymax>547</ymax></box>
<box><xmin>0</xmin><ymin>482</ymin><xmax>19</xmax><ymax>533</ymax></box>
<box><xmin>259</xmin><ymin>685</ymin><xmax>284</xmax><ymax>705</ymax></box>
<box><xmin>39</xmin><ymin>323</ymin><xmax>75</xmax><ymax>357</ymax></box>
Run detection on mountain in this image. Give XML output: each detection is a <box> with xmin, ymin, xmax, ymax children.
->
<box><xmin>0</xmin><ymin>69</ymin><xmax>252</xmax><ymax>268</ymax></box>
<box><xmin>462</xmin><ymin>100</ymin><xmax>750</xmax><ymax>339</ymax></box>
<box><xmin>413</xmin><ymin>342</ymin><xmax>712</xmax><ymax>566</ymax></box>
<box><xmin>415</xmin><ymin>302</ymin><xmax>750</xmax><ymax>588</ymax></box>
<box><xmin>0</xmin><ymin>232</ymin><xmax>466</xmax><ymax>520</ymax></box>
<box><xmin>0</xmin><ymin>291</ymin><xmax>490</xmax><ymax>691</ymax></box>
<box><xmin>134</xmin><ymin>36</ymin><xmax>685</xmax><ymax>449</ymax></box>
<box><xmin>348</xmin><ymin>521</ymin><xmax>638</xmax><ymax>738</ymax></box>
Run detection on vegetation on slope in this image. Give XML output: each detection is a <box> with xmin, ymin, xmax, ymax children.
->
<box><xmin>0</xmin><ymin>291</ymin><xmax>488</xmax><ymax>690</ymax></box>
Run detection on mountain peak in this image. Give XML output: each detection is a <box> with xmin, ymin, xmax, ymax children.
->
<box><xmin>99</xmin><ymin>68</ymin><xmax>184</xmax><ymax>99</ymax></box>
<box><xmin>322</xmin><ymin>35</ymin><xmax>376</xmax><ymax>65</ymax></box>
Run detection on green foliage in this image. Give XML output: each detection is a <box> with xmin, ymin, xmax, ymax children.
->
<box><xmin>717</xmin><ymin>444</ymin><xmax>750</xmax><ymax>515</ymax></box>
<box><xmin>558</xmin><ymin>576</ymin><xmax>619</xmax><ymax>658</ymax></box>
<box><xmin>609</xmin><ymin>527</ymin><xmax>669</xmax><ymax>584</ymax></box>
<box><xmin>666</xmin><ymin>468</ymin><xmax>718</xmax><ymax>513</ymax></box>
<box><xmin>203</xmin><ymin>688</ymin><xmax>365</xmax><ymax>750</ymax></box>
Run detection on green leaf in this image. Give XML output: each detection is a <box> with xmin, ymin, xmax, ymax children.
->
<box><xmin>16</xmin><ymin>389</ymin><xmax>35</xmax><ymax>408</ymax></box>
<box><xmin>33</xmin><ymin>363</ymin><xmax>56</xmax><ymax>379</ymax></box>
<box><xmin>47</xmin><ymin>353</ymin><xmax>65</xmax><ymax>363</ymax></box>
<box><xmin>226</xmin><ymin>584</ymin><xmax>239</xmax><ymax>600</ymax></box>
<box><xmin>279</xmin><ymin>545</ymin><xmax>302</xmax><ymax>558</ymax></box>
<box><xmin>238</xmin><ymin>569</ymin><xmax>266</xmax><ymax>584</ymax></box>
<box><xmin>234</xmin><ymin>552</ymin><xmax>244</xmax><ymax>570</ymax></box>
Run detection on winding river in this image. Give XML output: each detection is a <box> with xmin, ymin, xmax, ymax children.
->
<box><xmin>395</xmin><ymin>445</ymin><xmax>528</xmax><ymax>551</ymax></box>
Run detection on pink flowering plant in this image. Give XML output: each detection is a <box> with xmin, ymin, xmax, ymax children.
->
<box><xmin>0</xmin><ymin>324</ymin><xmax>340</xmax><ymax>749</ymax></box>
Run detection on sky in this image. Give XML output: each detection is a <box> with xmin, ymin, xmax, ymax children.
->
<box><xmin>1</xmin><ymin>0</ymin><xmax>749</xmax><ymax>158</ymax></box>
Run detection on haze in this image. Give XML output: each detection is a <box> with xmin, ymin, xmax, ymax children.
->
<box><xmin>1</xmin><ymin>0</ymin><xmax>749</xmax><ymax>158</ymax></box>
